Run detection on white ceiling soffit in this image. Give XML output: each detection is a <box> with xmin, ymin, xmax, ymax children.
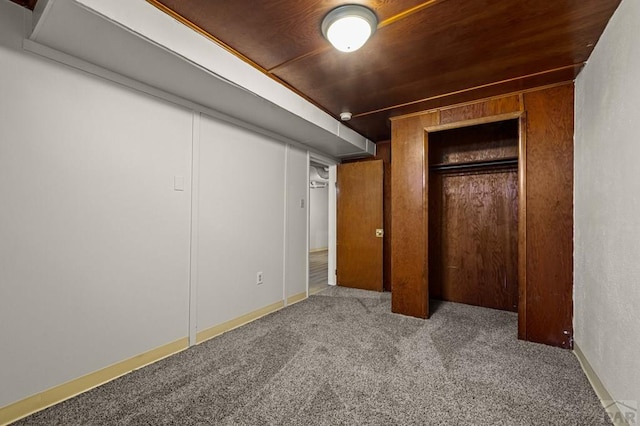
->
<box><xmin>29</xmin><ymin>0</ymin><xmax>375</xmax><ymax>159</ymax></box>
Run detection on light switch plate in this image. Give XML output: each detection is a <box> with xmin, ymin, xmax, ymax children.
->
<box><xmin>174</xmin><ymin>176</ymin><xmax>185</xmax><ymax>191</ymax></box>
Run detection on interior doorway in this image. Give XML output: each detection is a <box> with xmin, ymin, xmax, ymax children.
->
<box><xmin>309</xmin><ymin>160</ymin><xmax>331</xmax><ymax>294</ymax></box>
<box><xmin>336</xmin><ymin>160</ymin><xmax>384</xmax><ymax>291</ymax></box>
<box><xmin>427</xmin><ymin>119</ymin><xmax>520</xmax><ymax>313</ymax></box>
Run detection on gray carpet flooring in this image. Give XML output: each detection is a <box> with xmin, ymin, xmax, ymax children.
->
<box><xmin>15</xmin><ymin>287</ymin><xmax>610</xmax><ymax>425</ymax></box>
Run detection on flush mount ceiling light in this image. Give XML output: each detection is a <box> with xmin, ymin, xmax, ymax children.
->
<box><xmin>321</xmin><ymin>5</ymin><xmax>378</xmax><ymax>53</ymax></box>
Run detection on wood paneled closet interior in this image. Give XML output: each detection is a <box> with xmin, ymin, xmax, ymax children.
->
<box><xmin>428</xmin><ymin>120</ymin><xmax>519</xmax><ymax>312</ymax></box>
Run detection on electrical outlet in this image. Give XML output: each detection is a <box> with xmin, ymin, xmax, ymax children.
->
<box><xmin>257</xmin><ymin>272</ymin><xmax>263</xmax><ymax>285</ymax></box>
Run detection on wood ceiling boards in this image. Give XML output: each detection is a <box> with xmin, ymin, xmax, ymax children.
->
<box><xmin>14</xmin><ymin>0</ymin><xmax>619</xmax><ymax>142</ymax></box>
<box><xmin>150</xmin><ymin>0</ymin><xmax>619</xmax><ymax>142</ymax></box>
<box><xmin>9</xmin><ymin>0</ymin><xmax>37</xmax><ymax>10</ymax></box>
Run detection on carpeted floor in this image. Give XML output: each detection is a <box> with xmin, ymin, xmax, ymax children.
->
<box><xmin>15</xmin><ymin>287</ymin><xmax>610</xmax><ymax>425</ymax></box>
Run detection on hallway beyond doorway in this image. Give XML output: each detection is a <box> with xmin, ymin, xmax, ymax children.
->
<box><xmin>309</xmin><ymin>250</ymin><xmax>330</xmax><ymax>295</ymax></box>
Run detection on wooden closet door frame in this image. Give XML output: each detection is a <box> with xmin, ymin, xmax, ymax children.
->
<box><xmin>422</xmin><ymin>112</ymin><xmax>527</xmax><ymax>338</ymax></box>
<box><xmin>391</xmin><ymin>84</ymin><xmax>574</xmax><ymax>348</ymax></box>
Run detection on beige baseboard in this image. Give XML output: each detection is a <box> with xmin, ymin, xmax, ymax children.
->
<box><xmin>196</xmin><ymin>300</ymin><xmax>284</xmax><ymax>344</ymax></box>
<box><xmin>574</xmin><ymin>343</ymin><xmax>632</xmax><ymax>426</ymax></box>
<box><xmin>287</xmin><ymin>291</ymin><xmax>307</xmax><ymax>306</ymax></box>
<box><xmin>0</xmin><ymin>337</ymin><xmax>189</xmax><ymax>426</ymax></box>
<box><xmin>309</xmin><ymin>248</ymin><xmax>328</xmax><ymax>253</ymax></box>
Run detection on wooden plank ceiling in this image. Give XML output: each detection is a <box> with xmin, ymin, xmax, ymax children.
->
<box><xmin>10</xmin><ymin>0</ymin><xmax>36</xmax><ymax>9</ymax></box>
<box><xmin>14</xmin><ymin>0</ymin><xmax>621</xmax><ymax>142</ymax></box>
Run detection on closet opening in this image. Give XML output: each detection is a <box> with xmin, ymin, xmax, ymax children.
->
<box><xmin>428</xmin><ymin>119</ymin><xmax>520</xmax><ymax>313</ymax></box>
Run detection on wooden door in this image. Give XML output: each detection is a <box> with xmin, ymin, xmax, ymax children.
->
<box><xmin>337</xmin><ymin>160</ymin><xmax>384</xmax><ymax>291</ymax></box>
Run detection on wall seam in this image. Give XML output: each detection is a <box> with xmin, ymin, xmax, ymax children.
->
<box><xmin>282</xmin><ymin>145</ymin><xmax>289</xmax><ymax>304</ymax></box>
<box><xmin>188</xmin><ymin>112</ymin><xmax>201</xmax><ymax>347</ymax></box>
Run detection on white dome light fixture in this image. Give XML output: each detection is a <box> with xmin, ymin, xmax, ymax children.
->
<box><xmin>322</xmin><ymin>5</ymin><xmax>378</xmax><ymax>53</ymax></box>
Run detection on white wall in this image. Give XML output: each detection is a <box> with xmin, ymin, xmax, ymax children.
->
<box><xmin>574</xmin><ymin>0</ymin><xmax>640</xmax><ymax>409</ymax></box>
<box><xmin>0</xmin><ymin>0</ymin><xmax>310</xmax><ymax>409</ymax></box>
<box><xmin>196</xmin><ymin>115</ymin><xmax>286</xmax><ymax>329</ymax></box>
<box><xmin>309</xmin><ymin>186</ymin><xmax>329</xmax><ymax>250</ymax></box>
<box><xmin>0</xmin><ymin>2</ymin><xmax>192</xmax><ymax>407</ymax></box>
<box><xmin>285</xmin><ymin>147</ymin><xmax>309</xmax><ymax>298</ymax></box>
